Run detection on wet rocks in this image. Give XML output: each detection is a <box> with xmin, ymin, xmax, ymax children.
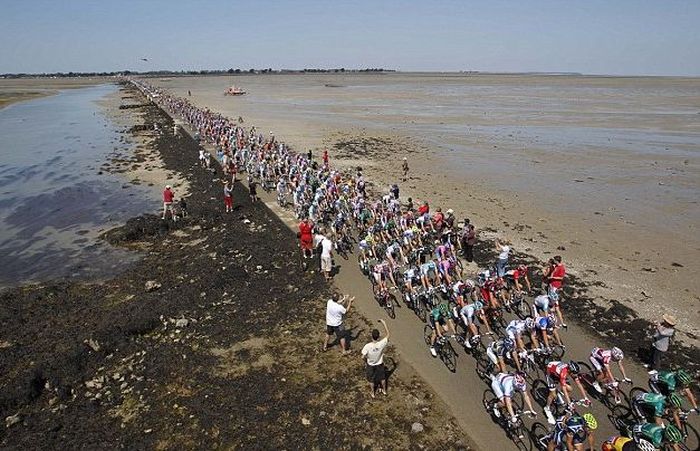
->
<box><xmin>145</xmin><ymin>280</ymin><xmax>161</xmax><ymax>292</ymax></box>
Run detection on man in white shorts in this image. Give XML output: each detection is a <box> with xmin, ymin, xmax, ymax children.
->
<box><xmin>320</xmin><ymin>234</ymin><xmax>334</xmax><ymax>281</ymax></box>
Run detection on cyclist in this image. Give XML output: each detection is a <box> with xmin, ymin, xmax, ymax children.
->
<box><xmin>372</xmin><ymin>260</ymin><xmax>390</xmax><ymax>293</ymax></box>
<box><xmin>601</xmin><ymin>436</ymin><xmax>637</xmax><ymax>451</ymax></box>
<box><xmin>490</xmin><ymin>372</ymin><xmax>537</xmax><ymax>432</ymax></box>
<box><xmin>589</xmin><ymin>347</ymin><xmax>632</xmax><ymax>396</ymax></box>
<box><xmin>506</xmin><ymin>318</ymin><xmax>530</xmax><ymax>352</ymax></box>
<box><xmin>486</xmin><ymin>337</ymin><xmax>519</xmax><ymax>372</ymax></box>
<box><xmin>649</xmin><ymin>368</ymin><xmax>698</xmax><ymax>413</ymax></box>
<box><xmin>631</xmin><ymin>391</ymin><xmax>680</xmax><ymax>427</ymax></box>
<box><xmin>459</xmin><ymin>299</ymin><xmax>492</xmax><ymax>348</ymax></box>
<box><xmin>543</xmin><ymin>361</ymin><xmax>591</xmax><ymax>424</ymax></box>
<box><xmin>385</xmin><ymin>240</ymin><xmax>406</xmax><ymax>269</ymax></box>
<box><xmin>508</xmin><ymin>263</ymin><xmax>531</xmax><ymax>293</ymax></box>
<box><xmin>546</xmin><ymin>411</ymin><xmax>596</xmax><ymax>451</ymax></box>
<box><xmin>420</xmin><ymin>258</ymin><xmax>439</xmax><ymax>290</ymax></box>
<box><xmin>428</xmin><ymin>303</ymin><xmax>456</xmax><ymax>357</ymax></box>
<box><xmin>532</xmin><ymin>313</ymin><xmax>564</xmax><ymax>351</ymax></box>
<box><xmin>401</xmin><ymin>264</ymin><xmax>420</xmax><ymax>302</ymax></box>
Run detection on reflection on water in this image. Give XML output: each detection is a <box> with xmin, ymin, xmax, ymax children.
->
<box><xmin>0</xmin><ymin>84</ymin><xmax>159</xmax><ymax>285</ymax></box>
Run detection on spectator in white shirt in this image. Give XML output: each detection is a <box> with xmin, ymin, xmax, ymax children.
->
<box><xmin>361</xmin><ymin>319</ymin><xmax>390</xmax><ymax>398</ymax></box>
<box><xmin>320</xmin><ymin>235</ymin><xmax>334</xmax><ymax>281</ymax></box>
<box><xmin>323</xmin><ymin>293</ymin><xmax>354</xmax><ymax>354</ymax></box>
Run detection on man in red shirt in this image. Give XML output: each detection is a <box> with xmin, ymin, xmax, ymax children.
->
<box><xmin>298</xmin><ymin>218</ymin><xmax>314</xmax><ymax>269</ymax></box>
<box><xmin>162</xmin><ymin>185</ymin><xmax>175</xmax><ymax>220</ymax></box>
<box><xmin>548</xmin><ymin>255</ymin><xmax>567</xmax><ymax>327</ymax></box>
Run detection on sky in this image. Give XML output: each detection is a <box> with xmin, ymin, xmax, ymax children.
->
<box><xmin>1</xmin><ymin>0</ymin><xmax>699</xmax><ymax>76</ymax></box>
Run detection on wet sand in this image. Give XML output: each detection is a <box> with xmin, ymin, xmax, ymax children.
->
<box><xmin>0</xmin><ymin>77</ymin><xmax>110</xmax><ymax>109</ymax></box>
<box><xmin>149</xmin><ymin>73</ymin><xmax>700</xmax><ymax>345</ymax></box>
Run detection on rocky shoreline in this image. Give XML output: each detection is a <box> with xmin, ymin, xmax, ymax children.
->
<box><xmin>0</xmin><ymin>84</ymin><xmax>471</xmax><ymax>450</ymax></box>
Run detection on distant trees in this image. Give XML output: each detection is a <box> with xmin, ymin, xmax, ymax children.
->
<box><xmin>0</xmin><ymin>67</ymin><xmax>395</xmax><ymax>78</ymax></box>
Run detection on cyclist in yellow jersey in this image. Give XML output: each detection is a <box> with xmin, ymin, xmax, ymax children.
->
<box><xmin>602</xmin><ymin>436</ymin><xmax>636</xmax><ymax>451</ymax></box>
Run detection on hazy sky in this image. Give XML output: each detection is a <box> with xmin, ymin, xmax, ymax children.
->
<box><xmin>2</xmin><ymin>0</ymin><xmax>699</xmax><ymax>75</ymax></box>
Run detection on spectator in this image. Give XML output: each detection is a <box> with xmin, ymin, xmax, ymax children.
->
<box><xmin>249</xmin><ymin>179</ymin><xmax>258</xmax><ymax>203</ymax></box>
<box><xmin>162</xmin><ymin>185</ymin><xmax>175</xmax><ymax>220</ymax></box>
<box><xmin>461</xmin><ymin>219</ymin><xmax>476</xmax><ymax>262</ymax></box>
<box><xmin>548</xmin><ymin>255</ymin><xmax>566</xmax><ymax>296</ymax></box>
<box><xmin>495</xmin><ymin>240</ymin><xmax>510</xmax><ymax>277</ymax></box>
<box><xmin>361</xmin><ymin>319</ymin><xmax>390</xmax><ymax>398</ymax></box>
<box><xmin>648</xmin><ymin>314</ymin><xmax>676</xmax><ymax>371</ymax></box>
<box><xmin>298</xmin><ymin>218</ymin><xmax>314</xmax><ymax>268</ymax></box>
<box><xmin>323</xmin><ymin>293</ymin><xmax>354</xmax><ymax>354</ymax></box>
<box><xmin>223</xmin><ymin>181</ymin><xmax>233</xmax><ymax>213</ymax></box>
<box><xmin>322</xmin><ymin>149</ymin><xmax>329</xmax><ymax>167</ymax></box>
<box><xmin>320</xmin><ymin>234</ymin><xmax>334</xmax><ymax>281</ymax></box>
<box><xmin>402</xmin><ymin>157</ymin><xmax>409</xmax><ymax>181</ymax></box>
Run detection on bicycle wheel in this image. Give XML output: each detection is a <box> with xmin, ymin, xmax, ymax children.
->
<box><xmin>441</xmin><ymin>341</ymin><xmax>457</xmax><ymax>373</ymax></box>
<box><xmin>575</xmin><ymin>361</ymin><xmax>600</xmax><ymax>400</ymax></box>
<box><xmin>423</xmin><ymin>325</ymin><xmax>433</xmax><ymax>346</ymax></box>
<box><xmin>515</xmin><ymin>298</ymin><xmax>531</xmax><ymax>319</ymax></box>
<box><xmin>531</xmin><ymin>379</ymin><xmax>550</xmax><ymax>408</ymax></box>
<box><xmin>483</xmin><ymin>389</ymin><xmax>499</xmax><ymax>416</ymax></box>
<box><xmin>530</xmin><ymin>422</ymin><xmax>551</xmax><ymax>451</ymax></box>
<box><xmin>680</xmin><ymin>421</ymin><xmax>699</xmax><ymax>451</ymax></box>
<box><xmin>415</xmin><ymin>297</ymin><xmax>427</xmax><ymax>323</ymax></box>
<box><xmin>549</xmin><ymin>343</ymin><xmax>565</xmax><ymax>360</ymax></box>
<box><xmin>476</xmin><ymin>354</ymin><xmax>494</xmax><ymax>381</ymax></box>
<box><xmin>384</xmin><ymin>294</ymin><xmax>396</xmax><ymax>319</ymax></box>
<box><xmin>629</xmin><ymin>387</ymin><xmax>648</xmax><ymax>402</ymax></box>
<box><xmin>511</xmin><ymin>390</ymin><xmax>525</xmax><ymax>413</ymax></box>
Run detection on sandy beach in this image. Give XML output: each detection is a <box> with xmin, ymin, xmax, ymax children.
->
<box><xmin>149</xmin><ymin>73</ymin><xmax>700</xmax><ymax>347</ymax></box>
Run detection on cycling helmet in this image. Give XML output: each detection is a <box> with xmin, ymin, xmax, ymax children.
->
<box><xmin>473</xmin><ymin>300</ymin><xmax>484</xmax><ymax>311</ymax></box>
<box><xmin>611</xmin><ymin>347</ymin><xmax>624</xmax><ymax>362</ymax></box>
<box><xmin>513</xmin><ymin>372</ymin><xmax>527</xmax><ymax>390</ymax></box>
<box><xmin>568</xmin><ymin>361</ymin><xmax>581</xmax><ymax>375</ymax></box>
<box><xmin>546</xmin><ymin>313</ymin><xmax>557</xmax><ymax>328</ymax></box>
<box><xmin>582</xmin><ymin>412</ymin><xmax>597</xmax><ymax>430</ymax></box>
<box><xmin>668</xmin><ymin>392</ymin><xmax>683</xmax><ymax>409</ymax></box>
<box><xmin>677</xmin><ymin>369</ymin><xmax>692</xmax><ymax>386</ymax></box>
<box><xmin>502</xmin><ymin>338</ymin><xmax>515</xmax><ymax>352</ymax></box>
<box><xmin>601</xmin><ymin>442</ymin><xmax>614</xmax><ymax>451</ymax></box>
<box><xmin>566</xmin><ymin>415</ymin><xmax>586</xmax><ymax>437</ymax></box>
<box><xmin>465</xmin><ymin>279</ymin><xmax>476</xmax><ymax>289</ymax></box>
<box><xmin>524</xmin><ymin>317</ymin><xmax>535</xmax><ymax>330</ymax></box>
<box><xmin>548</xmin><ymin>289</ymin><xmax>560</xmax><ymax>302</ymax></box>
<box><xmin>665</xmin><ymin>424</ymin><xmax>683</xmax><ymax>443</ymax></box>
<box><xmin>438</xmin><ymin>303</ymin><xmax>450</xmax><ymax>317</ymax></box>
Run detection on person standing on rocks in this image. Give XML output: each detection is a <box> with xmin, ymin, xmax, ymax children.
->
<box><xmin>361</xmin><ymin>319</ymin><xmax>390</xmax><ymax>398</ymax></box>
<box><xmin>402</xmin><ymin>157</ymin><xmax>409</xmax><ymax>181</ymax></box>
<box><xmin>647</xmin><ymin>314</ymin><xmax>676</xmax><ymax>371</ymax></box>
<box><xmin>162</xmin><ymin>185</ymin><xmax>175</xmax><ymax>220</ymax></box>
<box><xmin>320</xmin><ymin>234</ymin><xmax>334</xmax><ymax>281</ymax></box>
<box><xmin>495</xmin><ymin>240</ymin><xmax>510</xmax><ymax>277</ymax></box>
<box><xmin>461</xmin><ymin>219</ymin><xmax>476</xmax><ymax>262</ymax></box>
<box><xmin>223</xmin><ymin>181</ymin><xmax>233</xmax><ymax>213</ymax></box>
<box><xmin>248</xmin><ymin>179</ymin><xmax>258</xmax><ymax>203</ymax></box>
<box><xmin>323</xmin><ymin>293</ymin><xmax>354</xmax><ymax>354</ymax></box>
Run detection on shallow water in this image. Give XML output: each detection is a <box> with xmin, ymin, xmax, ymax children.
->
<box><xmin>0</xmin><ymin>84</ymin><xmax>159</xmax><ymax>285</ymax></box>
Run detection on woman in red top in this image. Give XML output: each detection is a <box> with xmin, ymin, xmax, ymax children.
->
<box><xmin>298</xmin><ymin>218</ymin><xmax>314</xmax><ymax>263</ymax></box>
<box><xmin>548</xmin><ymin>255</ymin><xmax>567</xmax><ymax>328</ymax></box>
<box><xmin>162</xmin><ymin>185</ymin><xmax>175</xmax><ymax>220</ymax></box>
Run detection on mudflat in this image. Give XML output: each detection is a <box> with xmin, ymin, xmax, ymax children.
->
<box><xmin>0</xmin><ymin>77</ymin><xmax>110</xmax><ymax>108</ymax></box>
<box><xmin>149</xmin><ymin>73</ymin><xmax>700</xmax><ymax>346</ymax></box>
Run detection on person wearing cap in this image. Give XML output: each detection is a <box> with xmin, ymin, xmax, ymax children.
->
<box><xmin>162</xmin><ymin>185</ymin><xmax>175</xmax><ymax>220</ymax></box>
<box><xmin>649</xmin><ymin>314</ymin><xmax>676</xmax><ymax>371</ymax></box>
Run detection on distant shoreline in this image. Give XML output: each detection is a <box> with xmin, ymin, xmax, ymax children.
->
<box><xmin>0</xmin><ymin>91</ymin><xmax>53</xmax><ymax>109</ymax></box>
